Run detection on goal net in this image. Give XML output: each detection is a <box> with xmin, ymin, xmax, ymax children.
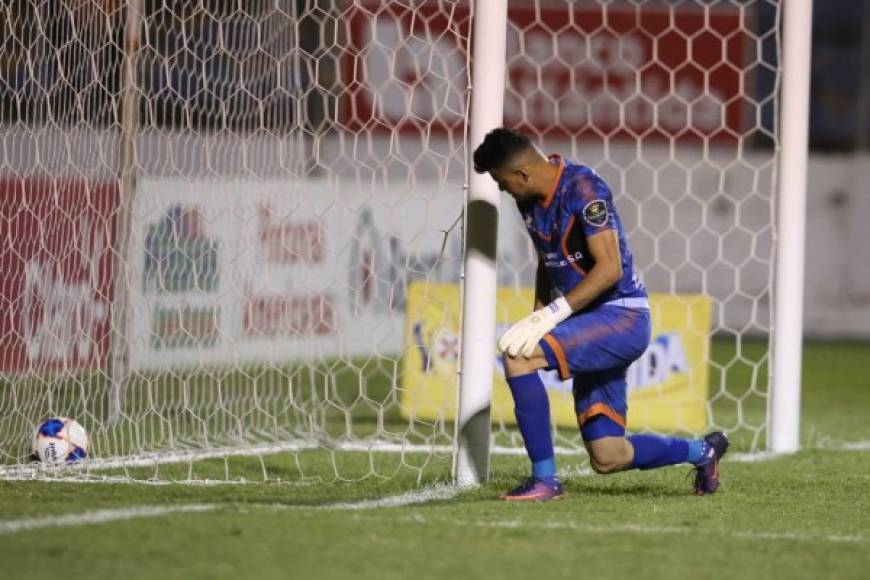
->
<box><xmin>0</xmin><ymin>0</ymin><xmax>779</xmax><ymax>483</ymax></box>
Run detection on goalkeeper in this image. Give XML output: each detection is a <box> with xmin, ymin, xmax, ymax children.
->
<box><xmin>473</xmin><ymin>128</ymin><xmax>728</xmax><ymax>501</ymax></box>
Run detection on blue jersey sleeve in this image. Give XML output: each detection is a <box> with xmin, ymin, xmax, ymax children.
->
<box><xmin>566</xmin><ymin>167</ymin><xmax>617</xmax><ymax>237</ymax></box>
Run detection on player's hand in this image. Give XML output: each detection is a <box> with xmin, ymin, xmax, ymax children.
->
<box><xmin>498</xmin><ymin>297</ymin><xmax>573</xmax><ymax>358</ymax></box>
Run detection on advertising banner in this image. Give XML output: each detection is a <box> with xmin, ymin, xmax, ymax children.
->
<box><xmin>401</xmin><ymin>282</ymin><xmax>711</xmax><ymax>433</ymax></box>
<box><xmin>343</xmin><ymin>2</ymin><xmax>744</xmax><ymax>140</ymax></box>
<box><xmin>0</xmin><ymin>178</ymin><xmax>116</xmax><ymax>372</ymax></box>
<box><xmin>128</xmin><ymin>178</ymin><xmax>475</xmax><ymax>370</ymax></box>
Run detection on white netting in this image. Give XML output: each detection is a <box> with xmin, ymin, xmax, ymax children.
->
<box><xmin>0</xmin><ymin>0</ymin><xmax>779</xmax><ymax>483</ymax></box>
<box><xmin>490</xmin><ymin>0</ymin><xmax>779</xmax><ymax>455</ymax></box>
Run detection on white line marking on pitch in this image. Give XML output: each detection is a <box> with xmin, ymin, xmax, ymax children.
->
<box><xmin>0</xmin><ymin>504</ymin><xmax>218</xmax><ymax>535</ymax></box>
<box><xmin>309</xmin><ymin>484</ymin><xmax>461</xmax><ymax>510</ymax></box>
<box><xmin>387</xmin><ymin>516</ymin><xmax>869</xmax><ymax>545</ymax></box>
<box><xmin>0</xmin><ymin>486</ymin><xmax>461</xmax><ymax>534</ymax></box>
<box><xmin>728</xmin><ymin>451</ymin><xmax>781</xmax><ymax>462</ymax></box>
<box><xmin>4</xmin><ymin>491</ymin><xmax>868</xmax><ymax>546</ymax></box>
<box><xmin>837</xmin><ymin>440</ymin><xmax>870</xmax><ymax>451</ymax></box>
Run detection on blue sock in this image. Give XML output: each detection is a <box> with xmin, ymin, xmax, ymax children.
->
<box><xmin>533</xmin><ymin>457</ymin><xmax>557</xmax><ymax>481</ymax></box>
<box><xmin>507</xmin><ymin>372</ymin><xmax>556</xmax><ymax>480</ymax></box>
<box><xmin>686</xmin><ymin>439</ymin><xmax>707</xmax><ymax>465</ymax></box>
<box><xmin>627</xmin><ymin>434</ymin><xmax>690</xmax><ymax>470</ymax></box>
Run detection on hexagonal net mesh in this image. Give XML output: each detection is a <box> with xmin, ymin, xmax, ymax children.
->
<box><xmin>492</xmin><ymin>0</ymin><xmax>779</xmax><ymax>459</ymax></box>
<box><xmin>0</xmin><ymin>0</ymin><xmax>778</xmax><ymax>483</ymax></box>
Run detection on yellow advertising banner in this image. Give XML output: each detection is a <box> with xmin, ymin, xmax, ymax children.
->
<box><xmin>400</xmin><ymin>282</ymin><xmax>711</xmax><ymax>433</ymax></box>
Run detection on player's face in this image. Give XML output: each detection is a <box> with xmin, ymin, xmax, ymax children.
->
<box><xmin>489</xmin><ymin>166</ymin><xmax>535</xmax><ymax>201</ymax></box>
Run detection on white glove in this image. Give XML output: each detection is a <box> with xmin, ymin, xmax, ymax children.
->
<box><xmin>498</xmin><ymin>297</ymin><xmax>573</xmax><ymax>357</ymax></box>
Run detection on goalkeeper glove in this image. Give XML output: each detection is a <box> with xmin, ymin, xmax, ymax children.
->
<box><xmin>498</xmin><ymin>297</ymin><xmax>573</xmax><ymax>358</ymax></box>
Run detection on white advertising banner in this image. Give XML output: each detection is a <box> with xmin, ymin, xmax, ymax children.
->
<box><xmin>129</xmin><ymin>177</ymin><xmax>527</xmax><ymax>370</ymax></box>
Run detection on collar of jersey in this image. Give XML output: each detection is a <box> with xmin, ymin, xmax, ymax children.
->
<box><xmin>539</xmin><ymin>154</ymin><xmax>565</xmax><ymax>209</ymax></box>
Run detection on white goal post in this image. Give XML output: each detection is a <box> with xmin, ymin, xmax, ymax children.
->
<box><xmin>769</xmin><ymin>0</ymin><xmax>813</xmax><ymax>455</ymax></box>
<box><xmin>453</xmin><ymin>0</ymin><xmax>507</xmax><ymax>487</ymax></box>
<box><xmin>0</xmin><ymin>0</ymin><xmax>804</xmax><ymax>485</ymax></box>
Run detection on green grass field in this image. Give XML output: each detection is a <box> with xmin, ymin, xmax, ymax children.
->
<box><xmin>1</xmin><ymin>339</ymin><xmax>869</xmax><ymax>580</ymax></box>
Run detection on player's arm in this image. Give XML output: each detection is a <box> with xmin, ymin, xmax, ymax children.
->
<box><xmin>534</xmin><ymin>255</ymin><xmax>551</xmax><ymax>310</ymax></box>
<box><xmin>561</xmin><ymin>229</ymin><xmax>622</xmax><ymax>312</ymax></box>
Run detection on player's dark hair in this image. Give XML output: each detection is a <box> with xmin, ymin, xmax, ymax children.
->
<box><xmin>472</xmin><ymin>128</ymin><xmax>533</xmax><ymax>173</ymax></box>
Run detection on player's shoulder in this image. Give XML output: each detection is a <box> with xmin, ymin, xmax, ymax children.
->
<box><xmin>560</xmin><ymin>160</ymin><xmax>612</xmax><ymax>204</ymax></box>
<box><xmin>562</xmin><ymin>159</ymin><xmax>597</xmax><ymax>176</ymax></box>
<box><xmin>559</xmin><ymin>158</ymin><xmax>598</xmax><ymax>176</ymax></box>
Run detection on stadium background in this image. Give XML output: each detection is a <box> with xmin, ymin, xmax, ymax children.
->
<box><xmin>0</xmin><ymin>2</ymin><xmax>869</xmax><ymax>579</ymax></box>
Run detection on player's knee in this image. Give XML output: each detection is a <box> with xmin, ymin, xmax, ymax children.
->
<box><xmin>589</xmin><ymin>456</ymin><xmax>620</xmax><ymax>474</ymax></box>
<box><xmin>588</xmin><ymin>449</ymin><xmax>630</xmax><ymax>474</ymax></box>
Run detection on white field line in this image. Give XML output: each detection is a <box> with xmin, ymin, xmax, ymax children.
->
<box><xmin>2</xmin><ymin>438</ymin><xmax>867</xmax><ymax>482</ymax></box>
<box><xmin>836</xmin><ymin>440</ymin><xmax>870</xmax><ymax>451</ymax></box>
<box><xmin>0</xmin><ymin>504</ymin><xmax>217</xmax><ymax>535</ymax></box>
<box><xmin>730</xmin><ymin>439</ymin><xmax>870</xmax><ymax>461</ymax></box>
<box><xmin>557</xmin><ymin>465</ymin><xmax>596</xmax><ymax>478</ymax></box>
<box><xmin>307</xmin><ymin>484</ymin><xmax>461</xmax><ymax>510</ymax></box>
<box><xmin>387</xmin><ymin>515</ymin><xmax>870</xmax><ymax>546</ymax></box>
<box><xmin>0</xmin><ymin>475</ymin><xmax>319</xmax><ymax>486</ymax></box>
<box><xmin>0</xmin><ymin>485</ymin><xmax>461</xmax><ymax>534</ymax></box>
<box><xmin>3</xmin><ymin>488</ymin><xmax>869</xmax><ymax>546</ymax></box>
<box><xmin>728</xmin><ymin>451</ymin><xmax>780</xmax><ymax>462</ymax></box>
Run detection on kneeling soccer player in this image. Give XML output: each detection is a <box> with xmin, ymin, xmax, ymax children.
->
<box><xmin>473</xmin><ymin>128</ymin><xmax>728</xmax><ymax>501</ymax></box>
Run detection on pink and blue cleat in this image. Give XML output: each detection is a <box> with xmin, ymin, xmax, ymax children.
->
<box><xmin>693</xmin><ymin>431</ymin><xmax>729</xmax><ymax>495</ymax></box>
<box><xmin>501</xmin><ymin>477</ymin><xmax>565</xmax><ymax>501</ymax></box>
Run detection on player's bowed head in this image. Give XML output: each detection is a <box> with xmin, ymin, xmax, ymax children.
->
<box><xmin>472</xmin><ymin>128</ymin><xmax>561</xmax><ymax>205</ymax></box>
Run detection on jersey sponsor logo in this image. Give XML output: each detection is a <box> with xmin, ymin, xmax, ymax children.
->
<box><xmin>583</xmin><ymin>199</ymin><xmax>608</xmax><ymax>227</ymax></box>
<box><xmin>543</xmin><ymin>250</ymin><xmax>583</xmax><ymax>268</ymax></box>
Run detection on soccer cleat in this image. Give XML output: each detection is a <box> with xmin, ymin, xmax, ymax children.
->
<box><xmin>500</xmin><ymin>477</ymin><xmax>565</xmax><ymax>502</ymax></box>
<box><xmin>693</xmin><ymin>431</ymin><xmax>730</xmax><ymax>495</ymax></box>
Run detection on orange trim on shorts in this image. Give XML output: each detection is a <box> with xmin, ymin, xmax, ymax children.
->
<box><xmin>538</xmin><ymin>156</ymin><xmax>564</xmax><ymax>209</ymax></box>
<box><xmin>542</xmin><ymin>334</ymin><xmax>570</xmax><ymax>380</ymax></box>
<box><xmin>577</xmin><ymin>403</ymin><xmax>626</xmax><ymax>428</ymax></box>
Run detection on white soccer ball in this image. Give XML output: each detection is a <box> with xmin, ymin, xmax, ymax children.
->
<box><xmin>31</xmin><ymin>417</ymin><xmax>89</xmax><ymax>464</ymax></box>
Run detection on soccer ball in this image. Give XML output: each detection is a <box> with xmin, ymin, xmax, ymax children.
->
<box><xmin>31</xmin><ymin>417</ymin><xmax>89</xmax><ymax>464</ymax></box>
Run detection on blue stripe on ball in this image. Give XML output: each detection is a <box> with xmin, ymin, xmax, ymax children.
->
<box><xmin>38</xmin><ymin>419</ymin><xmax>65</xmax><ymax>437</ymax></box>
<box><xmin>67</xmin><ymin>447</ymin><xmax>87</xmax><ymax>462</ymax></box>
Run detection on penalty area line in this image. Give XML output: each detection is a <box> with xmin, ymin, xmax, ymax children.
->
<box><xmin>0</xmin><ymin>486</ymin><xmax>464</xmax><ymax>534</ymax></box>
<box><xmin>0</xmin><ymin>504</ymin><xmax>218</xmax><ymax>535</ymax></box>
<box><xmin>296</xmin><ymin>484</ymin><xmax>463</xmax><ymax>511</ymax></box>
<box><xmin>386</xmin><ymin>516</ymin><xmax>870</xmax><ymax>546</ymax></box>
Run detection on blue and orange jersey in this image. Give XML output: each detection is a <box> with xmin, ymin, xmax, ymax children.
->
<box><xmin>518</xmin><ymin>155</ymin><xmax>646</xmax><ymax>309</ymax></box>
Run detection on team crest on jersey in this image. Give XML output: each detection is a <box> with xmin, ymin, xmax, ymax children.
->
<box><xmin>583</xmin><ymin>200</ymin><xmax>608</xmax><ymax>227</ymax></box>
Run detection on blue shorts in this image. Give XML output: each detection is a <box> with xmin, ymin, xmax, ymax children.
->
<box><xmin>539</xmin><ymin>305</ymin><xmax>651</xmax><ymax>430</ymax></box>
